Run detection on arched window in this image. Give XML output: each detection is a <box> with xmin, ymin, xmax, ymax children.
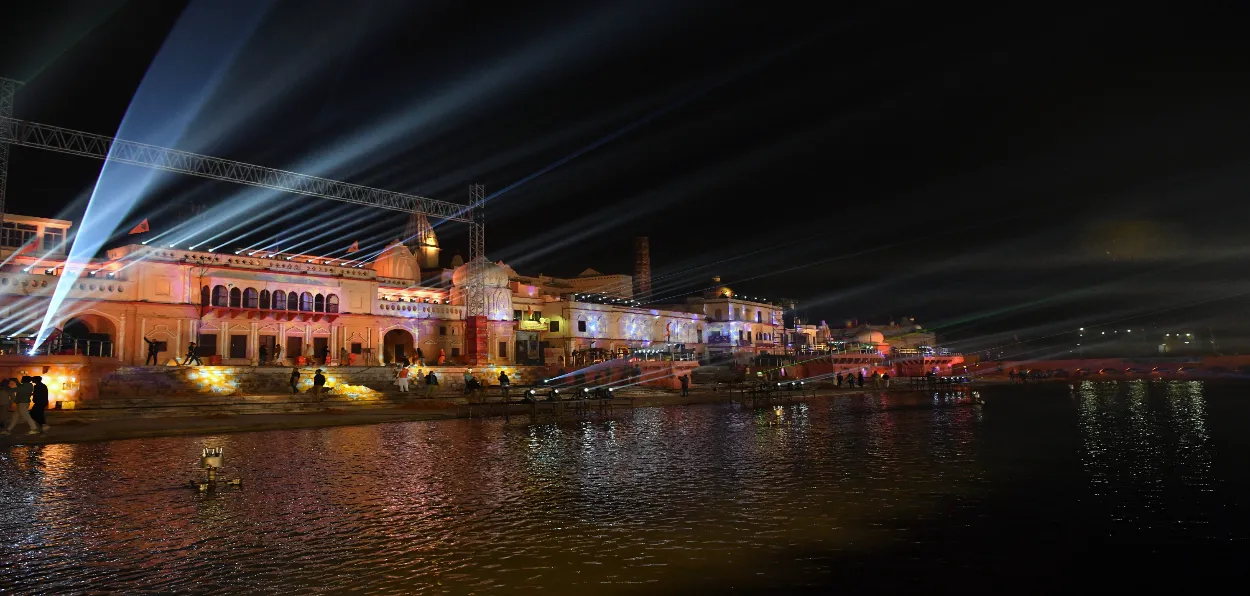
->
<box><xmin>212</xmin><ymin>285</ymin><xmax>228</xmax><ymax>307</ymax></box>
<box><xmin>326</xmin><ymin>294</ymin><xmax>340</xmax><ymax>313</ymax></box>
<box><xmin>229</xmin><ymin>287</ymin><xmax>242</xmax><ymax>308</ymax></box>
<box><xmin>201</xmin><ymin>285</ymin><xmax>210</xmax><ymax>306</ymax></box>
<box><xmin>259</xmin><ymin>290</ymin><xmax>271</xmax><ymax>310</ymax></box>
<box><xmin>272</xmin><ymin>290</ymin><xmax>286</xmax><ymax>310</ymax></box>
<box><xmin>314</xmin><ymin>293</ymin><xmax>325</xmax><ymax>312</ymax></box>
<box><xmin>287</xmin><ymin>291</ymin><xmax>299</xmax><ymax>311</ymax></box>
<box><xmin>243</xmin><ymin>288</ymin><xmax>259</xmax><ymax>309</ymax></box>
<box><xmin>300</xmin><ymin>292</ymin><xmax>313</xmax><ymax>311</ymax></box>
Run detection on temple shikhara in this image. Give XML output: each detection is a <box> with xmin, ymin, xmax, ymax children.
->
<box><xmin>0</xmin><ymin>211</ymin><xmax>954</xmax><ymax>405</ymax></box>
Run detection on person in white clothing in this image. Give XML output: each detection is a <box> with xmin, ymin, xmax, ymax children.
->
<box><xmin>2</xmin><ymin>377</ymin><xmax>40</xmax><ymax>435</ymax></box>
<box><xmin>396</xmin><ymin>365</ymin><xmax>410</xmax><ymax>392</ymax></box>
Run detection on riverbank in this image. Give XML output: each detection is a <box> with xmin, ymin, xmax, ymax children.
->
<box><xmin>0</xmin><ymin>386</ymin><xmax>919</xmax><ymax>446</ymax></box>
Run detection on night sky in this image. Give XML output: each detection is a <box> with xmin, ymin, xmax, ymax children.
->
<box><xmin>7</xmin><ymin>1</ymin><xmax>1250</xmax><ymax>352</ymax></box>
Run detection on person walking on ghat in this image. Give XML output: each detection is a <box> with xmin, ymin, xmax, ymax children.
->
<box><xmin>272</xmin><ymin>343</ymin><xmax>283</xmax><ymax>366</ymax></box>
<box><xmin>3</xmin><ymin>376</ymin><xmax>40</xmax><ymax>435</ymax></box>
<box><xmin>182</xmin><ymin>342</ymin><xmax>202</xmax><ymax>366</ymax></box>
<box><xmin>857</xmin><ymin>370</ymin><xmax>865</xmax><ymax>388</ymax></box>
<box><xmin>31</xmin><ymin>376</ymin><xmax>49</xmax><ymax>432</ymax></box>
<box><xmin>836</xmin><ymin>372</ymin><xmax>844</xmax><ymax>388</ymax></box>
<box><xmin>679</xmin><ymin>373</ymin><xmax>690</xmax><ymax>397</ymax></box>
<box><xmin>0</xmin><ymin>378</ymin><xmax>18</xmax><ymax>434</ymax></box>
<box><xmin>289</xmin><ymin>367</ymin><xmax>301</xmax><ymax>394</ymax></box>
<box><xmin>304</xmin><ymin>343</ymin><xmax>314</xmax><ymax>366</ymax></box>
<box><xmin>498</xmin><ymin>370</ymin><xmax>510</xmax><ymax>400</ymax></box>
<box><xmin>143</xmin><ymin>336</ymin><xmax>161</xmax><ymax>366</ymax></box>
<box><xmin>259</xmin><ymin>344</ymin><xmax>269</xmax><ymax>367</ymax></box>
<box><xmin>339</xmin><ymin>347</ymin><xmax>348</xmax><ymax>366</ymax></box>
<box><xmin>312</xmin><ymin>369</ymin><xmax>326</xmax><ymax>402</ymax></box>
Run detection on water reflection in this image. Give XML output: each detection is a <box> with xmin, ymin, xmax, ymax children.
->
<box><xmin>1076</xmin><ymin>380</ymin><xmax>1218</xmax><ymax>541</ymax></box>
<box><xmin>2</xmin><ymin>383</ymin><xmax>1246</xmax><ymax>593</ymax></box>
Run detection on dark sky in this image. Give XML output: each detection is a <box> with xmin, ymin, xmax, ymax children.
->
<box><xmin>7</xmin><ymin>1</ymin><xmax>1250</xmax><ymax>351</ymax></box>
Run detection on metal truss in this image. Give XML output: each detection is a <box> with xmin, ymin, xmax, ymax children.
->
<box><xmin>465</xmin><ymin>183</ymin><xmax>486</xmax><ymax>318</ymax></box>
<box><xmin>0</xmin><ymin>78</ymin><xmax>20</xmax><ymax>224</ymax></box>
<box><xmin>0</xmin><ymin>80</ymin><xmax>488</xmax><ymax>317</ymax></box>
<box><xmin>0</xmin><ymin>115</ymin><xmax>473</xmax><ymax>223</ymax></box>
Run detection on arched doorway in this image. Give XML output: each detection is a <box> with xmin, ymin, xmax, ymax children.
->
<box><xmin>383</xmin><ymin>329</ymin><xmax>415</xmax><ymax>364</ymax></box>
<box><xmin>60</xmin><ymin>313</ymin><xmax>117</xmax><ymax>357</ymax></box>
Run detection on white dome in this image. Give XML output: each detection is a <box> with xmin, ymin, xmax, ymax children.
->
<box><xmin>451</xmin><ymin>259</ymin><xmax>511</xmax><ymax>288</ymax></box>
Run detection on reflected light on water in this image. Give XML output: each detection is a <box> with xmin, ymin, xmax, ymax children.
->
<box><xmin>2</xmin><ymin>382</ymin><xmax>1248</xmax><ymax>592</ymax></box>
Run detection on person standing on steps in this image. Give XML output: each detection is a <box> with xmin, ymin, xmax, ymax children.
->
<box><xmin>424</xmin><ymin>369</ymin><xmax>438</xmax><ymax>397</ymax></box>
<box><xmin>679</xmin><ymin>373</ymin><xmax>690</xmax><ymax>397</ymax></box>
<box><xmin>396</xmin><ymin>364</ymin><xmax>410</xmax><ymax>392</ymax></box>
<box><xmin>272</xmin><ymin>343</ymin><xmax>283</xmax><ymax>366</ymax></box>
<box><xmin>498</xmin><ymin>370</ymin><xmax>511</xmax><ymax>400</ymax></box>
<box><xmin>30</xmin><ymin>376</ymin><xmax>49</xmax><ymax>432</ymax></box>
<box><xmin>143</xmin><ymin>337</ymin><xmax>161</xmax><ymax>366</ymax></box>
<box><xmin>289</xmin><ymin>367</ymin><xmax>301</xmax><ymax>394</ymax></box>
<box><xmin>312</xmin><ymin>369</ymin><xmax>326</xmax><ymax>403</ymax></box>
<box><xmin>259</xmin><ymin>344</ymin><xmax>269</xmax><ymax>367</ymax></box>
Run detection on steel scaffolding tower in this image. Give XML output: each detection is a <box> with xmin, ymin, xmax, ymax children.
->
<box><xmin>0</xmin><ymin>78</ymin><xmax>21</xmax><ymax>225</ymax></box>
<box><xmin>0</xmin><ymin>78</ymin><xmax>487</xmax><ymax>315</ymax></box>
<box><xmin>465</xmin><ymin>183</ymin><xmax>486</xmax><ymax>318</ymax></box>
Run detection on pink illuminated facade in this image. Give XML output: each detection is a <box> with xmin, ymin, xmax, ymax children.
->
<box><xmin>1</xmin><ymin>212</ymin><xmax>940</xmax><ymax>371</ymax></box>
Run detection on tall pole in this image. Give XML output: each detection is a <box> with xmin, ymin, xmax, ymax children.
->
<box><xmin>0</xmin><ymin>78</ymin><xmax>22</xmax><ymax>226</ymax></box>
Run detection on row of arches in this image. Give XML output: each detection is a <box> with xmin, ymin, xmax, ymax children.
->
<box><xmin>202</xmin><ymin>285</ymin><xmax>340</xmax><ymax>313</ymax></box>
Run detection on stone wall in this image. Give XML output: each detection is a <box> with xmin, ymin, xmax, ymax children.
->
<box><xmin>94</xmin><ymin>364</ymin><xmax>546</xmax><ymax>401</ymax></box>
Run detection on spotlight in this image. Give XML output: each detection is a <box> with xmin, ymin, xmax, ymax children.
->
<box><xmin>106</xmin><ymin>272</ymin><xmax>115</xmax><ymax>279</ymax></box>
<box><xmin>526</xmin><ymin>389</ymin><xmax>536</xmax><ymax>399</ymax></box>
<box><xmin>580</xmin><ymin>387</ymin><xmax>589</xmax><ymax>397</ymax></box>
<box><xmin>86</xmin><ymin>271</ymin><xmax>97</xmax><ymax>277</ymax></box>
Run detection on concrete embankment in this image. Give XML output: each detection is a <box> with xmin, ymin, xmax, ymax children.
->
<box><xmin>0</xmin><ymin>386</ymin><xmax>947</xmax><ymax>446</ymax></box>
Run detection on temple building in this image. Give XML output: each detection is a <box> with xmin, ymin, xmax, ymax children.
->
<box><xmin>0</xmin><ymin>213</ymin><xmax>934</xmax><ymax>370</ymax></box>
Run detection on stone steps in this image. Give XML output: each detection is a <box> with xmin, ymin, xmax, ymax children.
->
<box><xmin>66</xmin><ymin>390</ymin><xmax>465</xmax><ymax>418</ymax></box>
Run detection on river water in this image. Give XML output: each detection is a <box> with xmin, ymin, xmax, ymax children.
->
<box><xmin>2</xmin><ymin>381</ymin><xmax>1248</xmax><ymax>594</ymax></box>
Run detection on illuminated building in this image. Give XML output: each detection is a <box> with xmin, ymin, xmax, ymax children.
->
<box><xmin>0</xmin><ymin>212</ymin><xmax>934</xmax><ymax>368</ymax></box>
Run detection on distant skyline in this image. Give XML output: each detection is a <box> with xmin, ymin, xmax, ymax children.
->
<box><xmin>7</xmin><ymin>1</ymin><xmax>1250</xmax><ymax>350</ymax></box>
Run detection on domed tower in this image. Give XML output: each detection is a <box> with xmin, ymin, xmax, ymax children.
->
<box><xmin>404</xmin><ymin>213</ymin><xmax>440</xmax><ymax>269</ymax></box>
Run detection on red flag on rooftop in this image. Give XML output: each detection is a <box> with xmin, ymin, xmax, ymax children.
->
<box><xmin>346</xmin><ymin>240</ymin><xmax>359</xmax><ymax>253</ymax></box>
<box><xmin>128</xmin><ymin>219</ymin><xmax>150</xmax><ymax>235</ymax></box>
